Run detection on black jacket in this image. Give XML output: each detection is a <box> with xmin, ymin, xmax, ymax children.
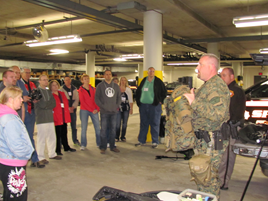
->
<box><xmin>136</xmin><ymin>76</ymin><xmax>167</xmax><ymax>107</ymax></box>
<box><xmin>228</xmin><ymin>80</ymin><xmax>246</xmax><ymax>122</ymax></box>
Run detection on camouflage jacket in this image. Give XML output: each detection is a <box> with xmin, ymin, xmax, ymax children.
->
<box><xmin>164</xmin><ymin>85</ymin><xmax>197</xmax><ymax>151</ymax></box>
<box><xmin>192</xmin><ymin>75</ymin><xmax>230</xmax><ymax>131</ymax></box>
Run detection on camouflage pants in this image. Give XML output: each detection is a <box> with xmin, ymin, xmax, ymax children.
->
<box><xmin>195</xmin><ymin>138</ymin><xmax>229</xmax><ymax>200</ymax></box>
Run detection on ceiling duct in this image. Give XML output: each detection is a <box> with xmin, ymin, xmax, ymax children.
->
<box><xmin>117</xmin><ymin>1</ymin><xmax>146</xmax><ymax>12</ymax></box>
<box><xmin>250</xmin><ymin>54</ymin><xmax>268</xmax><ymax>66</ymax></box>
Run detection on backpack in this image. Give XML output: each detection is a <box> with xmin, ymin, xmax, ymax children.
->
<box><xmin>120</xmin><ymin>92</ymin><xmax>130</xmax><ymax>112</ymax></box>
<box><xmin>164</xmin><ymin>85</ymin><xmax>197</xmax><ymax>151</ymax></box>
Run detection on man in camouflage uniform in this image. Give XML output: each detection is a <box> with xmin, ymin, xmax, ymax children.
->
<box><xmin>184</xmin><ymin>53</ymin><xmax>230</xmax><ymax>199</ymax></box>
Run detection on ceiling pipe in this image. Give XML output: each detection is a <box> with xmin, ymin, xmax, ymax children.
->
<box><xmin>0</xmin><ymin>17</ymin><xmax>83</xmax><ymax>33</ymax></box>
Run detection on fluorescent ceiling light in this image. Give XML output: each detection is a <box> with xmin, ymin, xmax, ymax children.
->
<box><xmin>112</xmin><ymin>41</ymin><xmax>166</xmax><ymax>47</ymax></box>
<box><xmin>167</xmin><ymin>63</ymin><xmax>199</xmax><ymax>66</ymax></box>
<box><xmin>113</xmin><ymin>58</ymin><xmax>127</xmax><ymax>61</ymax></box>
<box><xmin>260</xmin><ymin>48</ymin><xmax>268</xmax><ymax>54</ymax></box>
<box><xmin>24</xmin><ymin>35</ymin><xmax>82</xmax><ymax>47</ymax></box>
<box><xmin>233</xmin><ymin>14</ymin><xmax>268</xmax><ymax>28</ymax></box>
<box><xmin>47</xmin><ymin>49</ymin><xmax>69</xmax><ymax>55</ymax></box>
<box><xmin>121</xmin><ymin>54</ymin><xmax>144</xmax><ymax>59</ymax></box>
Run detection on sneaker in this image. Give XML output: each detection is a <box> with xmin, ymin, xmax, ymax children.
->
<box><xmin>80</xmin><ymin>146</ymin><xmax>86</xmax><ymax>151</ymax></box>
<box><xmin>135</xmin><ymin>142</ymin><xmax>145</xmax><ymax>147</ymax></box>
<box><xmin>49</xmin><ymin>156</ymin><xmax>62</xmax><ymax>160</ymax></box>
<box><xmin>74</xmin><ymin>141</ymin><xmax>81</xmax><ymax>146</ymax></box>
<box><xmin>40</xmin><ymin>159</ymin><xmax>49</xmax><ymax>164</ymax></box>
<box><xmin>152</xmin><ymin>143</ymin><xmax>158</xmax><ymax>148</ymax></box>
<box><xmin>30</xmin><ymin>162</ymin><xmax>45</xmax><ymax>168</ymax></box>
<box><xmin>100</xmin><ymin>149</ymin><xmax>106</xmax><ymax>154</ymax></box>
<box><xmin>111</xmin><ymin>148</ymin><xmax>120</xmax><ymax>153</ymax></box>
<box><xmin>65</xmin><ymin>148</ymin><xmax>76</xmax><ymax>152</ymax></box>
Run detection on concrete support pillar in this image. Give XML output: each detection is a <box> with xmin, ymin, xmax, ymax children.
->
<box><xmin>138</xmin><ymin>63</ymin><xmax>143</xmax><ymax>85</ymax></box>
<box><xmin>232</xmin><ymin>62</ymin><xmax>244</xmax><ymax>86</ymax></box>
<box><xmin>85</xmin><ymin>52</ymin><xmax>95</xmax><ymax>87</ymax></box>
<box><xmin>143</xmin><ymin>10</ymin><xmax>163</xmax><ymax>142</ymax></box>
<box><xmin>143</xmin><ymin>10</ymin><xmax>163</xmax><ymax>80</ymax></box>
<box><xmin>232</xmin><ymin>62</ymin><xmax>243</xmax><ymax>77</ymax></box>
<box><xmin>207</xmin><ymin>43</ymin><xmax>220</xmax><ymax>68</ymax></box>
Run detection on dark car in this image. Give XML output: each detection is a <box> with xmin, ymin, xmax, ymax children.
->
<box><xmin>233</xmin><ymin>79</ymin><xmax>268</xmax><ymax>177</ymax></box>
<box><xmin>165</xmin><ymin>82</ymin><xmax>181</xmax><ymax>96</ymax></box>
<box><xmin>244</xmin><ymin>78</ymin><xmax>268</xmax><ymax>124</ymax></box>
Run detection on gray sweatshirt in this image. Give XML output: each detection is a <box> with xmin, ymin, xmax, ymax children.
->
<box><xmin>95</xmin><ymin>81</ymin><xmax>121</xmax><ymax>114</ymax></box>
<box><xmin>34</xmin><ymin>87</ymin><xmax>56</xmax><ymax>124</ymax></box>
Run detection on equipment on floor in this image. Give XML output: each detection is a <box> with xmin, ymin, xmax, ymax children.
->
<box><xmin>155</xmin><ymin>149</ymin><xmax>194</xmax><ymax>160</ymax></box>
<box><xmin>92</xmin><ymin>186</ymin><xmax>182</xmax><ymax>201</ymax></box>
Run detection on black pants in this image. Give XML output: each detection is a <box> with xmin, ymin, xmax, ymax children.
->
<box><xmin>55</xmin><ymin>123</ymin><xmax>71</xmax><ymax>153</ymax></box>
<box><xmin>0</xmin><ymin>163</ymin><xmax>28</xmax><ymax>201</ymax></box>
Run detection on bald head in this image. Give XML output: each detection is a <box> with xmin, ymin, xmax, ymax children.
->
<box><xmin>220</xmin><ymin>68</ymin><xmax>235</xmax><ymax>85</ymax></box>
<box><xmin>196</xmin><ymin>53</ymin><xmax>219</xmax><ymax>81</ymax></box>
<box><xmin>9</xmin><ymin>66</ymin><xmax>21</xmax><ymax>80</ymax></box>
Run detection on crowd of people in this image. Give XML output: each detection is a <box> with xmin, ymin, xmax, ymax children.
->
<box><xmin>0</xmin><ymin>54</ymin><xmax>246</xmax><ymax>200</ymax></box>
<box><xmin>0</xmin><ymin>67</ymin><xmax>137</xmax><ymax>200</ymax></box>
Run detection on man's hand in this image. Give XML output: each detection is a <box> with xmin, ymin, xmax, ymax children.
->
<box><xmin>93</xmin><ymin>109</ymin><xmax>98</xmax><ymax>114</ymax></box>
<box><xmin>129</xmin><ymin>108</ymin><xmax>133</xmax><ymax>115</ymax></box>
<box><xmin>32</xmin><ymin>99</ymin><xmax>39</xmax><ymax>103</ymax></box>
<box><xmin>23</xmin><ymin>95</ymin><xmax>31</xmax><ymax>102</ymax></box>
<box><xmin>69</xmin><ymin>107</ymin><xmax>74</xmax><ymax>113</ymax></box>
<box><xmin>183</xmin><ymin>88</ymin><xmax>195</xmax><ymax>105</ymax></box>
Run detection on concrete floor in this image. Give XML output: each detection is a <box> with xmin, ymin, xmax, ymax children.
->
<box><xmin>5</xmin><ymin>104</ymin><xmax>268</xmax><ymax>201</ymax></box>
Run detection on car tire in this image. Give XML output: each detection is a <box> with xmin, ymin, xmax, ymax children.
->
<box><xmin>260</xmin><ymin>159</ymin><xmax>268</xmax><ymax>177</ymax></box>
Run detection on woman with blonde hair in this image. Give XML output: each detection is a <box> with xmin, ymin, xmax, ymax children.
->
<box><xmin>115</xmin><ymin>77</ymin><xmax>133</xmax><ymax>142</ymax></box>
<box><xmin>0</xmin><ymin>86</ymin><xmax>34</xmax><ymax>200</ymax></box>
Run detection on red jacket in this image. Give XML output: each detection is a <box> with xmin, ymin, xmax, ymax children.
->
<box><xmin>78</xmin><ymin>85</ymin><xmax>99</xmax><ymax>112</ymax></box>
<box><xmin>52</xmin><ymin>91</ymin><xmax>71</xmax><ymax>126</ymax></box>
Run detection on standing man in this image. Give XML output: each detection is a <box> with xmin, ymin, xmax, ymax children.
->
<box><xmin>0</xmin><ymin>70</ymin><xmax>26</xmax><ymax>121</ymax></box>
<box><xmin>95</xmin><ymin>70</ymin><xmax>121</xmax><ymax>154</ymax></box>
<box><xmin>135</xmin><ymin>67</ymin><xmax>167</xmax><ymax>148</ymax></box>
<box><xmin>60</xmin><ymin>76</ymin><xmax>80</xmax><ymax>146</ymax></box>
<box><xmin>0</xmin><ymin>70</ymin><xmax>16</xmax><ymax>92</ymax></box>
<box><xmin>35</xmin><ymin>75</ymin><xmax>62</xmax><ymax>163</ymax></box>
<box><xmin>184</xmin><ymin>53</ymin><xmax>230</xmax><ymax>199</ymax></box>
<box><xmin>219</xmin><ymin>68</ymin><xmax>246</xmax><ymax>190</ymax></box>
<box><xmin>9</xmin><ymin>66</ymin><xmax>28</xmax><ymax>122</ymax></box>
<box><xmin>20</xmin><ymin>67</ymin><xmax>45</xmax><ymax>168</ymax></box>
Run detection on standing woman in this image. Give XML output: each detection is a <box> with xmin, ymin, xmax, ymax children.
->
<box><xmin>78</xmin><ymin>74</ymin><xmax>100</xmax><ymax>150</ymax></box>
<box><xmin>49</xmin><ymin>80</ymin><xmax>76</xmax><ymax>155</ymax></box>
<box><xmin>116</xmin><ymin>77</ymin><xmax>133</xmax><ymax>142</ymax></box>
<box><xmin>0</xmin><ymin>86</ymin><xmax>34</xmax><ymax>201</ymax></box>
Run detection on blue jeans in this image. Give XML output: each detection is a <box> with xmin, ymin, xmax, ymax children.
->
<box><xmin>138</xmin><ymin>103</ymin><xmax>162</xmax><ymax>144</ymax></box>
<box><xmin>100</xmin><ymin>113</ymin><xmax>117</xmax><ymax>150</ymax></box>
<box><xmin>116</xmin><ymin>110</ymin><xmax>129</xmax><ymax>140</ymax></box>
<box><xmin>80</xmin><ymin>110</ymin><xmax>100</xmax><ymax>147</ymax></box>
<box><xmin>70</xmin><ymin>109</ymin><xmax>78</xmax><ymax>144</ymax></box>
<box><xmin>24</xmin><ymin>109</ymin><xmax>39</xmax><ymax>163</ymax></box>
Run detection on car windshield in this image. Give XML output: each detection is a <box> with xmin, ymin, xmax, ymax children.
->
<box><xmin>250</xmin><ymin>81</ymin><xmax>268</xmax><ymax>98</ymax></box>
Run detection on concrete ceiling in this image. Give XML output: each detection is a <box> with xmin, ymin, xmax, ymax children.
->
<box><xmin>0</xmin><ymin>0</ymin><xmax>268</xmax><ymax>66</ymax></box>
